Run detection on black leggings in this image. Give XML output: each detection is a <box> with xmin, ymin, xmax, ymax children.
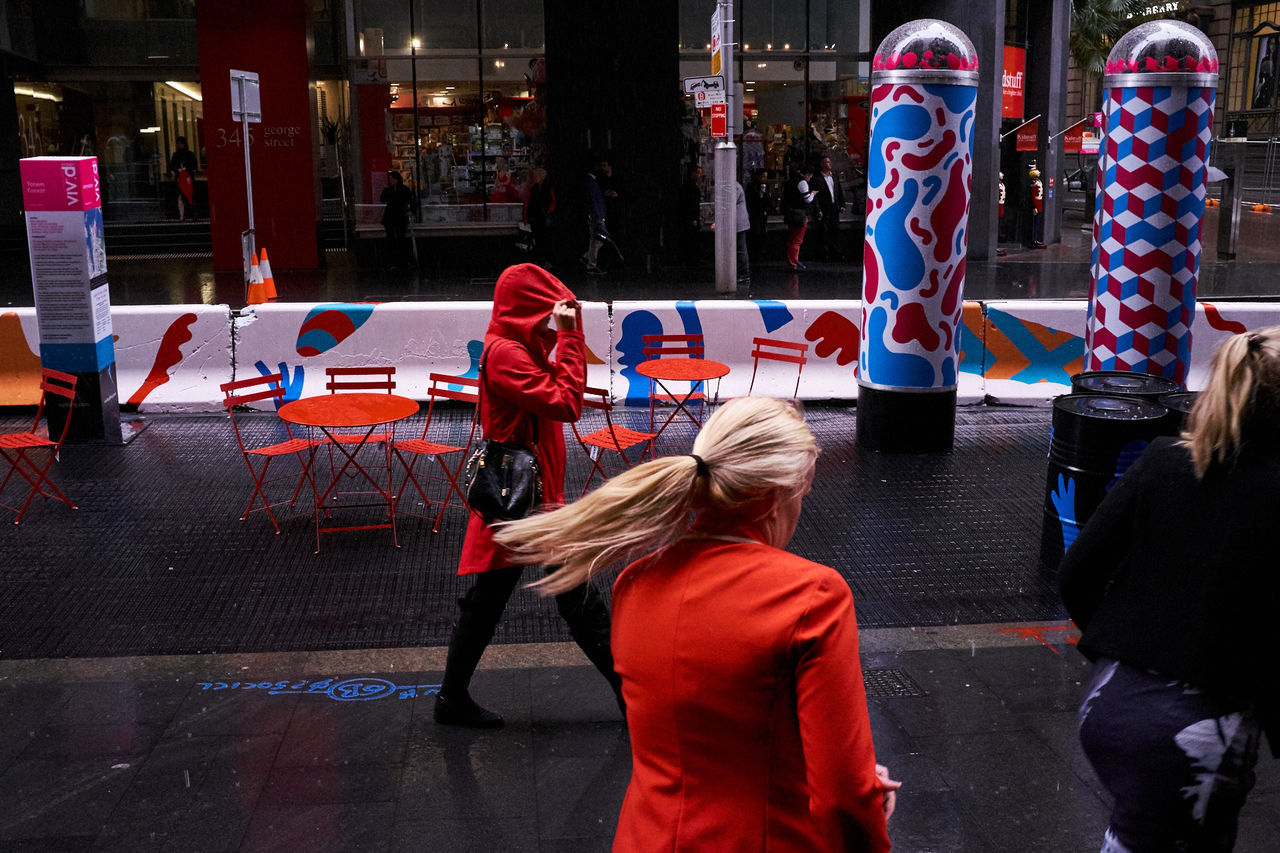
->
<box><xmin>442</xmin><ymin>565</ymin><xmax>622</xmax><ymax>702</ymax></box>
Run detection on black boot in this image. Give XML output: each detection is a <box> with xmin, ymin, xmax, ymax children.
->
<box><xmin>556</xmin><ymin>581</ymin><xmax>626</xmax><ymax>717</ymax></box>
<box><xmin>436</xmin><ymin>569</ymin><xmax>521</xmax><ymax>728</ymax></box>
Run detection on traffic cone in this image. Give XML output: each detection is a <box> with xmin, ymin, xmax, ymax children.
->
<box><xmin>259</xmin><ymin>248</ymin><xmax>278</xmax><ymax>300</ymax></box>
<box><xmin>247</xmin><ymin>252</ymin><xmax>267</xmax><ymax>305</ymax></box>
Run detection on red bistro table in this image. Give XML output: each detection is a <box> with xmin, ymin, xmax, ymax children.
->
<box><xmin>634</xmin><ymin>358</ymin><xmax>730</xmax><ymax>451</ymax></box>
<box><xmin>278</xmin><ymin>392</ymin><xmax>419</xmax><ymax>552</ymax></box>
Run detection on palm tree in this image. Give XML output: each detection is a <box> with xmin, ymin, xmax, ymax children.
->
<box><xmin>1070</xmin><ymin>0</ymin><xmax>1145</xmax><ymax>116</ymax></box>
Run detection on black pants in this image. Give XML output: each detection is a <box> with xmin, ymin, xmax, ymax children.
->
<box><xmin>442</xmin><ymin>565</ymin><xmax>622</xmax><ymax>703</ymax></box>
<box><xmin>1079</xmin><ymin>658</ymin><xmax>1261</xmax><ymax>852</ymax></box>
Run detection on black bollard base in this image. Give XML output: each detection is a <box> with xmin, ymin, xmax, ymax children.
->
<box><xmin>855</xmin><ymin>385</ymin><xmax>957</xmax><ymax>453</ymax></box>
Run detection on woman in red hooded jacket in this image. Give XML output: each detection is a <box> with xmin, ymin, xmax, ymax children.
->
<box><xmin>434</xmin><ymin>263</ymin><xmax>623</xmax><ymax>729</ymax></box>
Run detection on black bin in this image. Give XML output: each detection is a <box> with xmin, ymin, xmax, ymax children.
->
<box><xmin>1071</xmin><ymin>370</ymin><xmax>1180</xmax><ymax>401</ymax></box>
<box><xmin>1158</xmin><ymin>391</ymin><xmax>1198</xmax><ymax>436</ymax></box>
<box><xmin>1041</xmin><ymin>394</ymin><xmax>1169</xmax><ymax>570</ymax></box>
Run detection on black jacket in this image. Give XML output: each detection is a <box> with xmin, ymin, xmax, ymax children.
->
<box><xmin>1058</xmin><ymin>436</ymin><xmax>1280</xmax><ymax>756</ymax></box>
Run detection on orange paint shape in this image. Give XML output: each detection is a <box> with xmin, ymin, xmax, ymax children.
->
<box><xmin>0</xmin><ymin>313</ymin><xmax>42</xmax><ymax>405</ymax></box>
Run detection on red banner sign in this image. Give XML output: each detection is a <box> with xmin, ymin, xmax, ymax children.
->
<box><xmin>1002</xmin><ymin>45</ymin><xmax>1026</xmax><ymax>120</ymax></box>
<box><xmin>1016</xmin><ymin>116</ymin><xmax>1038</xmax><ymax>152</ymax></box>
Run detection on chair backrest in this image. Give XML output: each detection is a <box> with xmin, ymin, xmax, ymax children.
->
<box><xmin>641</xmin><ymin>333</ymin><xmax>705</xmax><ymax>360</ymax></box>
<box><xmin>35</xmin><ymin>368</ymin><xmax>78</xmax><ymax>447</ymax></box>
<box><xmin>748</xmin><ymin>337</ymin><xmax>809</xmax><ymax>398</ymax></box>
<box><xmin>420</xmin><ymin>373</ymin><xmax>481</xmax><ymax>443</ymax></box>
<box><xmin>325</xmin><ymin>365</ymin><xmax>396</xmax><ymax>393</ymax></box>
<box><xmin>220</xmin><ymin>373</ymin><xmax>289</xmax><ymax>451</ymax></box>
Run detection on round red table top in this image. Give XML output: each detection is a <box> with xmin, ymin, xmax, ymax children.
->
<box><xmin>278</xmin><ymin>393</ymin><xmax>418</xmax><ymax>428</ymax></box>
<box><xmin>635</xmin><ymin>358</ymin><xmax>730</xmax><ymax>382</ymax></box>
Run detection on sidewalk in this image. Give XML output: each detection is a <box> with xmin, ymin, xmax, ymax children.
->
<box><xmin>0</xmin><ymin>404</ymin><xmax>1276</xmax><ymax>851</ymax></box>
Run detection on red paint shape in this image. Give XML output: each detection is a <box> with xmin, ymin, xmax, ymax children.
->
<box><xmin>909</xmin><ymin>216</ymin><xmax>933</xmax><ymax>246</ymax></box>
<box><xmin>864</xmin><ymin>244</ymin><xmax>880</xmax><ymax>304</ymax></box>
<box><xmin>902</xmin><ymin>129</ymin><xmax>956</xmax><ymax>171</ymax></box>
<box><xmin>1202</xmin><ymin>302</ymin><xmax>1248</xmax><ymax>335</ymax></box>
<box><xmin>891</xmin><ymin>302</ymin><xmax>941</xmax><ymax>351</ymax></box>
<box><xmin>127</xmin><ymin>313</ymin><xmax>198</xmax><ymax>405</ymax></box>
<box><xmin>803</xmin><ymin>311</ymin><xmax>860</xmax><ymax>367</ymax></box>
<box><xmin>942</xmin><ymin>256</ymin><xmax>966</xmax><ymax>316</ymax></box>
<box><xmin>930</xmin><ymin>158</ymin><xmax>968</xmax><ymax>263</ymax></box>
<box><xmin>891</xmin><ymin>86</ymin><xmax>924</xmax><ymax>104</ymax></box>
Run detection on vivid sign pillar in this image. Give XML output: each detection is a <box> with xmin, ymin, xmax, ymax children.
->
<box><xmin>20</xmin><ymin>156</ymin><xmax>122</xmax><ymax>444</ymax></box>
<box><xmin>857</xmin><ymin>20</ymin><xmax>979</xmax><ymax>453</ymax></box>
<box><xmin>1086</xmin><ymin>20</ymin><xmax>1218</xmax><ymax>387</ymax></box>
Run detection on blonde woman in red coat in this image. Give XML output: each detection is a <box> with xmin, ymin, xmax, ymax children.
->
<box><xmin>434</xmin><ymin>263</ymin><xmax>622</xmax><ymax>729</ymax></box>
<box><xmin>495</xmin><ymin>397</ymin><xmax>898</xmax><ymax>851</ymax></box>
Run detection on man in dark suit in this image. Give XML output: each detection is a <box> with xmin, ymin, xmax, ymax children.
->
<box><xmin>812</xmin><ymin>156</ymin><xmax>845</xmax><ymax>261</ymax></box>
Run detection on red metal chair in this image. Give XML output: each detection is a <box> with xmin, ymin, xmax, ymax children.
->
<box><xmin>641</xmin><ymin>333</ymin><xmax>709</xmax><ymax>428</ymax></box>
<box><xmin>323</xmin><ymin>365</ymin><xmax>397</xmax><ymax>488</ymax></box>
<box><xmin>748</xmin><ymin>337</ymin><xmax>809</xmax><ymax>400</ymax></box>
<box><xmin>571</xmin><ymin>386</ymin><xmax>656</xmax><ymax>497</ymax></box>
<box><xmin>392</xmin><ymin>373</ymin><xmax>480</xmax><ymax>532</ymax></box>
<box><xmin>221</xmin><ymin>373</ymin><xmax>323</xmax><ymax>533</ymax></box>
<box><xmin>0</xmin><ymin>368</ymin><xmax>79</xmax><ymax>524</ymax></box>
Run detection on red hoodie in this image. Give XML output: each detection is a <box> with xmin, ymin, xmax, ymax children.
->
<box><xmin>457</xmin><ymin>264</ymin><xmax>586</xmax><ymax>575</ymax></box>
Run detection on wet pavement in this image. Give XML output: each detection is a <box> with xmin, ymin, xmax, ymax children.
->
<box><xmin>0</xmin><ymin>403</ymin><xmax>1277</xmax><ymax>852</ymax></box>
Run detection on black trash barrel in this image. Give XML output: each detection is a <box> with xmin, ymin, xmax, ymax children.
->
<box><xmin>1071</xmin><ymin>370</ymin><xmax>1180</xmax><ymax>401</ymax></box>
<box><xmin>1041</xmin><ymin>394</ymin><xmax>1169</xmax><ymax>570</ymax></box>
<box><xmin>1158</xmin><ymin>391</ymin><xmax>1199</xmax><ymax>436</ymax></box>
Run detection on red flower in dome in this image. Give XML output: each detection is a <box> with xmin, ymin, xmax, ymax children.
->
<box><xmin>902</xmin><ymin>51</ymin><xmax>918</xmax><ymax>68</ymax></box>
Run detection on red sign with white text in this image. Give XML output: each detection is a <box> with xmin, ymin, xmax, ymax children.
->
<box><xmin>1002</xmin><ymin>45</ymin><xmax>1026</xmax><ymax>120</ymax></box>
<box><xmin>1016</xmin><ymin>116</ymin><xmax>1039</xmax><ymax>152</ymax></box>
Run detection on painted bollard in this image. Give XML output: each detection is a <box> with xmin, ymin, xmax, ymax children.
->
<box><xmin>1085</xmin><ymin>20</ymin><xmax>1218</xmax><ymax>388</ymax></box>
<box><xmin>857</xmin><ymin>19</ymin><xmax>979</xmax><ymax>453</ymax></box>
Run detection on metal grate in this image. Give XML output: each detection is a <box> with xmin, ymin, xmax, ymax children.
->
<box><xmin>862</xmin><ymin>667</ymin><xmax>927</xmax><ymax>698</ymax></box>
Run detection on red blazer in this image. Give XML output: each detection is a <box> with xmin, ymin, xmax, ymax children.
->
<box><xmin>611</xmin><ymin>531</ymin><xmax>891</xmax><ymax>852</ymax></box>
<box><xmin>458</xmin><ymin>264</ymin><xmax>585</xmax><ymax>576</ymax></box>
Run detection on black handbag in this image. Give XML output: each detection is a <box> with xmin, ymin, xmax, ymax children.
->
<box><xmin>463</xmin><ymin>344</ymin><xmax>543</xmax><ymax>522</ymax></box>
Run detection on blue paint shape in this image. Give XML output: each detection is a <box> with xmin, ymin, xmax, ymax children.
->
<box><xmin>675</xmin><ymin>301</ymin><xmax>703</xmax><ymax>336</ymax></box>
<box><xmin>923</xmin><ymin>84</ymin><xmax>977</xmax><ymax>117</ymax></box>
<box><xmin>253</xmin><ymin>360</ymin><xmax>305</xmax><ymax>407</ymax></box>
<box><xmin>864</xmin><ymin>305</ymin><xmax>936</xmax><ymax>388</ymax></box>
<box><xmin>921</xmin><ymin>175</ymin><xmax>943</xmax><ymax>206</ymax></box>
<box><xmin>875</xmin><ymin>178</ymin><xmax>925</xmax><ymax>290</ymax></box>
<box><xmin>755</xmin><ymin>300</ymin><xmax>795</xmax><ymax>333</ymax></box>
<box><xmin>869</xmin><ymin>104</ymin><xmax>932</xmax><ymax>188</ymax></box>
<box><xmin>449</xmin><ymin>339</ymin><xmax>484</xmax><ymax>391</ymax></box>
<box><xmin>617</xmin><ymin>310</ymin><xmax>665</xmax><ymax>406</ymax></box>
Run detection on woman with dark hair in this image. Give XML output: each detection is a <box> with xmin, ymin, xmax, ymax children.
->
<box><xmin>1060</xmin><ymin>327</ymin><xmax>1280</xmax><ymax>852</ymax></box>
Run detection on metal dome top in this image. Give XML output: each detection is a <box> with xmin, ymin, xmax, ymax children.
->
<box><xmin>1104</xmin><ymin>19</ymin><xmax>1217</xmax><ymax>76</ymax></box>
<box><xmin>871</xmin><ymin>19</ymin><xmax>978</xmax><ymax>77</ymax></box>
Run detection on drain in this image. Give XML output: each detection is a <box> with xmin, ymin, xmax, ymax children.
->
<box><xmin>862</xmin><ymin>667</ymin><xmax>927</xmax><ymax>698</ymax></box>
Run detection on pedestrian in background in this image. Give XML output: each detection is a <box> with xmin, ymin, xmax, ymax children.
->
<box><xmin>494</xmin><ymin>397</ymin><xmax>899</xmax><ymax>851</ymax></box>
<box><xmin>379</xmin><ymin>170</ymin><xmax>414</xmax><ymax>270</ymax></box>
<box><xmin>781</xmin><ymin>164</ymin><xmax>815</xmax><ymax>272</ymax></box>
<box><xmin>1060</xmin><ymin>326</ymin><xmax>1280</xmax><ymax>853</ymax></box>
<box><xmin>434</xmin><ymin>264</ymin><xmax>622</xmax><ymax>729</ymax></box>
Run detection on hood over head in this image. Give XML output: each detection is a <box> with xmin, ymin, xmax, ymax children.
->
<box><xmin>486</xmin><ymin>263</ymin><xmax>577</xmax><ymax>358</ymax></box>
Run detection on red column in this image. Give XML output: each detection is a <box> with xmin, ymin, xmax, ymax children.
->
<box><xmin>197</xmin><ymin>0</ymin><xmax>318</xmax><ymax>271</ymax></box>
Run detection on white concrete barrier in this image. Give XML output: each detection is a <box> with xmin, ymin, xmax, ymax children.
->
<box><xmin>3</xmin><ymin>298</ymin><xmax>1278</xmax><ymax>411</ymax></box>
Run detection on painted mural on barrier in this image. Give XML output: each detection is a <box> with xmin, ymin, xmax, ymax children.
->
<box><xmin>1</xmin><ymin>299</ymin><xmax>1277</xmax><ymax>409</ymax></box>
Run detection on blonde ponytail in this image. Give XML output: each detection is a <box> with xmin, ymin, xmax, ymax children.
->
<box><xmin>1183</xmin><ymin>325</ymin><xmax>1280</xmax><ymax>478</ymax></box>
<box><xmin>492</xmin><ymin>397</ymin><xmax>819</xmax><ymax>595</ymax></box>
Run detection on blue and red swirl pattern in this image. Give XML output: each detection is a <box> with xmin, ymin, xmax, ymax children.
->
<box><xmin>860</xmin><ymin>82</ymin><xmax>976</xmax><ymax>390</ymax></box>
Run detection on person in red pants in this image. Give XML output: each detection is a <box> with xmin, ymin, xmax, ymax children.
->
<box><xmin>781</xmin><ymin>164</ymin><xmax>816</xmax><ymax>271</ymax></box>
